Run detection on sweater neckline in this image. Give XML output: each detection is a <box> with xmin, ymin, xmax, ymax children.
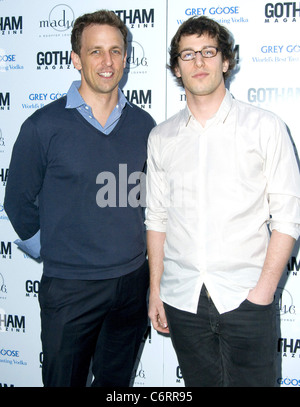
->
<box><xmin>70</xmin><ymin>102</ymin><xmax>130</xmax><ymax>138</ymax></box>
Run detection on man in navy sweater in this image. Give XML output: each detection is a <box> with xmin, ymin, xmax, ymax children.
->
<box><xmin>4</xmin><ymin>10</ymin><xmax>155</xmax><ymax>387</ymax></box>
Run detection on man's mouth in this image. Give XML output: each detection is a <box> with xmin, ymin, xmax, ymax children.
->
<box><xmin>192</xmin><ymin>72</ymin><xmax>208</xmax><ymax>79</ymax></box>
<box><xmin>99</xmin><ymin>72</ymin><xmax>113</xmax><ymax>78</ymax></box>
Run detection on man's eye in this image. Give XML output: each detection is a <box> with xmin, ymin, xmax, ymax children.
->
<box><xmin>182</xmin><ymin>52</ymin><xmax>194</xmax><ymax>59</ymax></box>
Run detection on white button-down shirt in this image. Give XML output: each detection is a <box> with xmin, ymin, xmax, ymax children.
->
<box><xmin>145</xmin><ymin>90</ymin><xmax>300</xmax><ymax>314</ymax></box>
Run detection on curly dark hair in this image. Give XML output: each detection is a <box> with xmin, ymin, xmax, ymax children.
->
<box><xmin>169</xmin><ymin>16</ymin><xmax>236</xmax><ymax>86</ymax></box>
<box><xmin>71</xmin><ymin>10</ymin><xmax>127</xmax><ymax>55</ymax></box>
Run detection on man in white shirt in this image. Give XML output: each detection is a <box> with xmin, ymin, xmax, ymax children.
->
<box><xmin>146</xmin><ymin>16</ymin><xmax>300</xmax><ymax>387</ymax></box>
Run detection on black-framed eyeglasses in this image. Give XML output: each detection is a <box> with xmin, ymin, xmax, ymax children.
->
<box><xmin>177</xmin><ymin>46</ymin><xmax>219</xmax><ymax>61</ymax></box>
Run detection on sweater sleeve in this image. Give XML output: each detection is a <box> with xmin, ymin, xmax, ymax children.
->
<box><xmin>4</xmin><ymin>117</ymin><xmax>46</xmax><ymax>240</ymax></box>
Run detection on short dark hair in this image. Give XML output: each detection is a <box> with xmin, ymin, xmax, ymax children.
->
<box><xmin>169</xmin><ymin>16</ymin><xmax>236</xmax><ymax>85</ymax></box>
<box><xmin>71</xmin><ymin>10</ymin><xmax>127</xmax><ymax>55</ymax></box>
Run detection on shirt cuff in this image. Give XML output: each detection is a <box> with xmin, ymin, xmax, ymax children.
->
<box><xmin>270</xmin><ymin>222</ymin><xmax>300</xmax><ymax>240</ymax></box>
<box><xmin>14</xmin><ymin>230</ymin><xmax>41</xmax><ymax>259</ymax></box>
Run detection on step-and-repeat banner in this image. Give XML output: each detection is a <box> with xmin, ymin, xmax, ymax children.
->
<box><xmin>0</xmin><ymin>0</ymin><xmax>299</xmax><ymax>387</ymax></box>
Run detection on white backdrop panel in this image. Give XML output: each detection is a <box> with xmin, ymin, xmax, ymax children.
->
<box><xmin>0</xmin><ymin>0</ymin><xmax>299</xmax><ymax>388</ymax></box>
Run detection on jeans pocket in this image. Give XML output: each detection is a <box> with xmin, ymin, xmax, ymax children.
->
<box><xmin>242</xmin><ymin>298</ymin><xmax>275</xmax><ymax>311</ymax></box>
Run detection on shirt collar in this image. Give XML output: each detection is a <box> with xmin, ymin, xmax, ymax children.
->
<box><xmin>65</xmin><ymin>80</ymin><xmax>132</xmax><ymax>110</ymax></box>
<box><xmin>183</xmin><ymin>89</ymin><xmax>233</xmax><ymax>127</ymax></box>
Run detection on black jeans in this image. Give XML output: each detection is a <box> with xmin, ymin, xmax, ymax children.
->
<box><xmin>38</xmin><ymin>262</ymin><xmax>149</xmax><ymax>387</ymax></box>
<box><xmin>164</xmin><ymin>285</ymin><xmax>277</xmax><ymax>387</ymax></box>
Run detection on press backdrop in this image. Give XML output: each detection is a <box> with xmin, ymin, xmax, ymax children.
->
<box><xmin>0</xmin><ymin>0</ymin><xmax>299</xmax><ymax>387</ymax></box>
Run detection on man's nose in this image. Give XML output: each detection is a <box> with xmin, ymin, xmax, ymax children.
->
<box><xmin>102</xmin><ymin>51</ymin><xmax>113</xmax><ymax>65</ymax></box>
<box><xmin>194</xmin><ymin>52</ymin><xmax>205</xmax><ymax>67</ymax></box>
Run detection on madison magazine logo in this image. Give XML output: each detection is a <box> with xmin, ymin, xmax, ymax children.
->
<box><xmin>125</xmin><ymin>41</ymin><xmax>148</xmax><ymax>75</ymax></box>
<box><xmin>275</xmin><ymin>286</ymin><xmax>297</xmax><ymax>324</ymax></box>
<box><xmin>0</xmin><ymin>129</ymin><xmax>5</xmax><ymax>153</ymax></box>
<box><xmin>39</xmin><ymin>4</ymin><xmax>75</xmax><ymax>34</ymax></box>
<box><xmin>0</xmin><ymin>273</ymin><xmax>7</xmax><ymax>299</ymax></box>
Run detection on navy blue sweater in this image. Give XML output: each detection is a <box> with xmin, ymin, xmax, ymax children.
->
<box><xmin>4</xmin><ymin>96</ymin><xmax>155</xmax><ymax>279</ymax></box>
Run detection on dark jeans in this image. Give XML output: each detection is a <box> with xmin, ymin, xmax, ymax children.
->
<box><xmin>38</xmin><ymin>262</ymin><xmax>149</xmax><ymax>387</ymax></box>
<box><xmin>164</xmin><ymin>285</ymin><xmax>277</xmax><ymax>387</ymax></box>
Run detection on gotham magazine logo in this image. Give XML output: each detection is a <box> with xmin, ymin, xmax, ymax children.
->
<box><xmin>0</xmin><ymin>93</ymin><xmax>10</xmax><ymax>110</ymax></box>
<box><xmin>0</xmin><ymin>313</ymin><xmax>25</xmax><ymax>333</ymax></box>
<box><xmin>0</xmin><ymin>168</ymin><xmax>8</xmax><ymax>185</ymax></box>
<box><xmin>176</xmin><ymin>366</ymin><xmax>183</xmax><ymax>383</ymax></box>
<box><xmin>36</xmin><ymin>50</ymin><xmax>74</xmax><ymax>70</ymax></box>
<box><xmin>124</xmin><ymin>89</ymin><xmax>152</xmax><ymax>109</ymax></box>
<box><xmin>25</xmin><ymin>280</ymin><xmax>39</xmax><ymax>298</ymax></box>
<box><xmin>113</xmin><ymin>9</ymin><xmax>154</xmax><ymax>28</ymax></box>
<box><xmin>247</xmin><ymin>87</ymin><xmax>300</xmax><ymax>105</ymax></box>
<box><xmin>0</xmin><ymin>241</ymin><xmax>12</xmax><ymax>259</ymax></box>
<box><xmin>0</xmin><ymin>16</ymin><xmax>23</xmax><ymax>35</ymax></box>
<box><xmin>287</xmin><ymin>256</ymin><xmax>300</xmax><ymax>273</ymax></box>
<box><xmin>278</xmin><ymin>337</ymin><xmax>300</xmax><ymax>359</ymax></box>
<box><xmin>0</xmin><ymin>383</ymin><xmax>14</xmax><ymax>388</ymax></box>
<box><xmin>265</xmin><ymin>2</ymin><xmax>300</xmax><ymax>22</ymax></box>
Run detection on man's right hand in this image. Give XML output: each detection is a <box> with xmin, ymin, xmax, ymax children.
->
<box><xmin>148</xmin><ymin>292</ymin><xmax>169</xmax><ymax>334</ymax></box>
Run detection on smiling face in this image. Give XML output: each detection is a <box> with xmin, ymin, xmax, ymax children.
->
<box><xmin>71</xmin><ymin>24</ymin><xmax>127</xmax><ymax>99</ymax></box>
<box><xmin>174</xmin><ymin>33</ymin><xmax>229</xmax><ymax>101</ymax></box>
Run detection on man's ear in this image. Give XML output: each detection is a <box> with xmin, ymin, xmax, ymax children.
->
<box><xmin>174</xmin><ymin>64</ymin><xmax>181</xmax><ymax>78</ymax></box>
<box><xmin>71</xmin><ymin>50</ymin><xmax>82</xmax><ymax>71</ymax></box>
<box><xmin>123</xmin><ymin>51</ymin><xmax>127</xmax><ymax>69</ymax></box>
<box><xmin>222</xmin><ymin>59</ymin><xmax>229</xmax><ymax>74</ymax></box>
